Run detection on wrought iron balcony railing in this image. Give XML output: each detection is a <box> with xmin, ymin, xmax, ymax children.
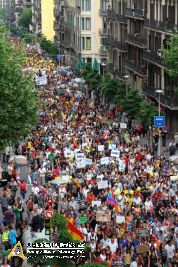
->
<box><xmin>144</xmin><ymin>18</ymin><xmax>178</xmax><ymax>34</ymax></box>
<box><xmin>143</xmin><ymin>50</ymin><xmax>164</xmax><ymax>67</ymax></box>
<box><xmin>104</xmin><ymin>37</ymin><xmax>127</xmax><ymax>52</ymax></box>
<box><xmin>125</xmin><ymin>8</ymin><xmax>144</xmax><ymax>20</ymax></box>
<box><xmin>143</xmin><ymin>85</ymin><xmax>178</xmax><ymax>109</ymax></box>
<box><xmin>124</xmin><ymin>60</ymin><xmax>147</xmax><ymax>76</ymax></box>
<box><xmin>125</xmin><ymin>34</ymin><xmax>146</xmax><ymax>48</ymax></box>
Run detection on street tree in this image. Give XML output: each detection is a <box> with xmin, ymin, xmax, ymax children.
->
<box><xmin>19</xmin><ymin>7</ymin><xmax>32</xmax><ymax>30</ymax></box>
<box><xmin>0</xmin><ymin>26</ymin><xmax>38</xmax><ymax>151</ymax></box>
<box><xmin>40</xmin><ymin>35</ymin><xmax>59</xmax><ymax>56</ymax></box>
<box><xmin>139</xmin><ymin>100</ymin><xmax>157</xmax><ymax>128</ymax></box>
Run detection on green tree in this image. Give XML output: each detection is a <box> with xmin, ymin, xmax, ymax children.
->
<box><xmin>119</xmin><ymin>90</ymin><xmax>142</xmax><ymax>120</ymax></box>
<box><xmin>82</xmin><ymin>65</ymin><xmax>102</xmax><ymax>90</ymax></box>
<box><xmin>0</xmin><ymin>8</ymin><xmax>5</xmax><ymax>18</ymax></box>
<box><xmin>78</xmin><ymin>263</ymin><xmax>108</xmax><ymax>267</ymax></box>
<box><xmin>40</xmin><ymin>35</ymin><xmax>59</xmax><ymax>55</ymax></box>
<box><xmin>162</xmin><ymin>36</ymin><xmax>178</xmax><ymax>79</ymax></box>
<box><xmin>139</xmin><ymin>101</ymin><xmax>157</xmax><ymax>128</ymax></box>
<box><xmin>19</xmin><ymin>7</ymin><xmax>32</xmax><ymax>30</ymax></box>
<box><xmin>0</xmin><ymin>26</ymin><xmax>38</xmax><ymax>150</ymax></box>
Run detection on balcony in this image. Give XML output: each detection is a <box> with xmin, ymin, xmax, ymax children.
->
<box><xmin>125</xmin><ymin>8</ymin><xmax>144</xmax><ymax>20</ymax></box>
<box><xmin>54</xmin><ymin>22</ymin><xmax>59</xmax><ymax>30</ymax></box>
<box><xmin>104</xmin><ymin>37</ymin><xmax>127</xmax><ymax>52</ymax></box>
<box><xmin>54</xmin><ymin>9</ymin><xmax>64</xmax><ymax>17</ymax></box>
<box><xmin>100</xmin><ymin>46</ymin><xmax>108</xmax><ymax>56</ymax></box>
<box><xmin>100</xmin><ymin>9</ymin><xmax>108</xmax><ymax>16</ymax></box>
<box><xmin>116</xmin><ymin>14</ymin><xmax>127</xmax><ymax>24</ymax></box>
<box><xmin>143</xmin><ymin>85</ymin><xmax>178</xmax><ymax>110</ymax></box>
<box><xmin>125</xmin><ymin>34</ymin><xmax>146</xmax><ymax>48</ymax></box>
<box><xmin>107</xmin><ymin>10</ymin><xmax>116</xmax><ymax>21</ymax></box>
<box><xmin>99</xmin><ymin>28</ymin><xmax>108</xmax><ymax>36</ymax></box>
<box><xmin>108</xmin><ymin>63</ymin><xmax>125</xmax><ymax>80</ymax></box>
<box><xmin>144</xmin><ymin>18</ymin><xmax>178</xmax><ymax>34</ymax></box>
<box><xmin>143</xmin><ymin>50</ymin><xmax>164</xmax><ymax>67</ymax></box>
<box><xmin>124</xmin><ymin>60</ymin><xmax>147</xmax><ymax>76</ymax></box>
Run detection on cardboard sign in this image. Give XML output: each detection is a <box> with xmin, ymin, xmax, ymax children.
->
<box><xmin>64</xmin><ymin>150</ymin><xmax>74</xmax><ymax>158</ymax></box>
<box><xmin>92</xmin><ymin>201</ymin><xmax>101</xmax><ymax>207</ymax></box>
<box><xmin>76</xmin><ymin>161</ymin><xmax>86</xmax><ymax>168</ymax></box>
<box><xmin>100</xmin><ymin>157</ymin><xmax>110</xmax><ymax>165</ymax></box>
<box><xmin>98</xmin><ymin>145</ymin><xmax>104</xmax><ymax>152</ymax></box>
<box><xmin>116</xmin><ymin>215</ymin><xmax>125</xmax><ymax>224</ymax></box>
<box><xmin>76</xmin><ymin>153</ymin><xmax>85</xmax><ymax>161</ymax></box>
<box><xmin>120</xmin><ymin>123</ymin><xmax>127</xmax><ymax>129</ymax></box>
<box><xmin>111</xmin><ymin>149</ymin><xmax>120</xmax><ymax>158</ymax></box>
<box><xmin>96</xmin><ymin>210</ymin><xmax>111</xmax><ymax>222</ymax></box>
<box><xmin>80</xmin><ymin>216</ymin><xmax>88</xmax><ymax>223</ymax></box>
<box><xmin>136</xmin><ymin>244</ymin><xmax>150</xmax><ymax>254</ymax></box>
<box><xmin>85</xmin><ymin>158</ymin><xmax>93</xmax><ymax>165</ymax></box>
<box><xmin>97</xmin><ymin>180</ymin><xmax>108</xmax><ymax>189</ymax></box>
<box><xmin>108</xmin><ymin>144</ymin><xmax>117</xmax><ymax>150</ymax></box>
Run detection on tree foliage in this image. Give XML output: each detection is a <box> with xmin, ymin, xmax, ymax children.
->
<box><xmin>0</xmin><ymin>26</ymin><xmax>38</xmax><ymax>150</ymax></box>
<box><xmin>139</xmin><ymin>100</ymin><xmax>157</xmax><ymax>128</ymax></box>
<box><xmin>19</xmin><ymin>7</ymin><xmax>32</xmax><ymax>29</ymax></box>
<box><xmin>82</xmin><ymin>64</ymin><xmax>102</xmax><ymax>90</ymax></box>
<box><xmin>162</xmin><ymin>35</ymin><xmax>178</xmax><ymax>78</ymax></box>
<box><xmin>40</xmin><ymin>35</ymin><xmax>59</xmax><ymax>55</ymax></box>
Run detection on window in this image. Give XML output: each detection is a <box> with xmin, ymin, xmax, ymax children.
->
<box><xmin>86</xmin><ymin>17</ymin><xmax>91</xmax><ymax>30</ymax></box>
<box><xmin>86</xmin><ymin>0</ymin><xmax>91</xmax><ymax>11</ymax></box>
<box><xmin>81</xmin><ymin>18</ymin><xmax>85</xmax><ymax>30</ymax></box>
<box><xmin>86</xmin><ymin>37</ymin><xmax>91</xmax><ymax>50</ymax></box>
<box><xmin>81</xmin><ymin>0</ymin><xmax>85</xmax><ymax>10</ymax></box>
<box><xmin>82</xmin><ymin>37</ymin><xmax>85</xmax><ymax>50</ymax></box>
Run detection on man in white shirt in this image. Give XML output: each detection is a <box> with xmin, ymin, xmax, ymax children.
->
<box><xmin>108</xmin><ymin>238</ymin><xmax>118</xmax><ymax>253</ymax></box>
<box><xmin>165</xmin><ymin>241</ymin><xmax>175</xmax><ymax>261</ymax></box>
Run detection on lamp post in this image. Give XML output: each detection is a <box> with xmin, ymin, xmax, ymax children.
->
<box><xmin>124</xmin><ymin>75</ymin><xmax>130</xmax><ymax>97</ymax></box>
<box><xmin>101</xmin><ymin>62</ymin><xmax>106</xmax><ymax>79</ymax></box>
<box><xmin>156</xmin><ymin>89</ymin><xmax>163</xmax><ymax>157</ymax></box>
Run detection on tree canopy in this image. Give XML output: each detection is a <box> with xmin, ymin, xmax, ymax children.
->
<box><xmin>18</xmin><ymin>7</ymin><xmax>32</xmax><ymax>30</ymax></box>
<box><xmin>0</xmin><ymin>26</ymin><xmax>38</xmax><ymax>150</ymax></box>
<box><xmin>40</xmin><ymin>35</ymin><xmax>59</xmax><ymax>56</ymax></box>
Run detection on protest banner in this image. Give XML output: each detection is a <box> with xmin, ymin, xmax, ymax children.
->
<box><xmin>76</xmin><ymin>161</ymin><xmax>86</xmax><ymax>169</ymax></box>
<box><xmin>98</xmin><ymin>145</ymin><xmax>104</xmax><ymax>152</ymax></box>
<box><xmin>92</xmin><ymin>201</ymin><xmax>101</xmax><ymax>207</ymax></box>
<box><xmin>64</xmin><ymin>150</ymin><xmax>74</xmax><ymax>158</ymax></box>
<box><xmin>116</xmin><ymin>216</ymin><xmax>125</xmax><ymax>224</ymax></box>
<box><xmin>85</xmin><ymin>158</ymin><xmax>93</xmax><ymax>165</ymax></box>
<box><xmin>76</xmin><ymin>153</ymin><xmax>85</xmax><ymax>161</ymax></box>
<box><xmin>136</xmin><ymin>229</ymin><xmax>149</xmax><ymax>237</ymax></box>
<box><xmin>80</xmin><ymin>216</ymin><xmax>88</xmax><ymax>223</ymax></box>
<box><xmin>136</xmin><ymin>244</ymin><xmax>150</xmax><ymax>254</ymax></box>
<box><xmin>108</xmin><ymin>144</ymin><xmax>117</xmax><ymax>150</ymax></box>
<box><xmin>120</xmin><ymin>123</ymin><xmax>127</xmax><ymax>129</ymax></box>
<box><xmin>96</xmin><ymin>210</ymin><xmax>111</xmax><ymax>222</ymax></box>
<box><xmin>111</xmin><ymin>149</ymin><xmax>120</xmax><ymax>158</ymax></box>
<box><xmin>97</xmin><ymin>180</ymin><xmax>108</xmax><ymax>189</ymax></box>
<box><xmin>36</xmin><ymin>75</ymin><xmax>47</xmax><ymax>86</ymax></box>
<box><xmin>100</xmin><ymin>157</ymin><xmax>109</xmax><ymax>165</ymax></box>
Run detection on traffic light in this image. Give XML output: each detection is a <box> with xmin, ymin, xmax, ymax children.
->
<box><xmin>44</xmin><ymin>218</ymin><xmax>51</xmax><ymax>235</ymax></box>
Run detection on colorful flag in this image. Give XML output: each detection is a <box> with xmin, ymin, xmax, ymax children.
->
<box><xmin>107</xmin><ymin>188</ymin><xmax>120</xmax><ymax>213</ymax></box>
<box><xmin>67</xmin><ymin>222</ymin><xmax>84</xmax><ymax>241</ymax></box>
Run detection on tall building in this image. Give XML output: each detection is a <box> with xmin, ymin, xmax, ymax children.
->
<box><xmin>106</xmin><ymin>0</ymin><xmax>178</xmax><ymax>134</ymax></box>
<box><xmin>54</xmin><ymin>0</ymin><xmax>109</xmax><ymax>67</ymax></box>
<box><xmin>41</xmin><ymin>0</ymin><xmax>55</xmax><ymax>40</ymax></box>
<box><xmin>31</xmin><ymin>0</ymin><xmax>41</xmax><ymax>34</ymax></box>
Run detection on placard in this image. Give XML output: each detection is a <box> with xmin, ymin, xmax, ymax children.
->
<box><xmin>96</xmin><ymin>210</ymin><xmax>111</xmax><ymax>222</ymax></box>
<box><xmin>76</xmin><ymin>161</ymin><xmax>86</xmax><ymax>169</ymax></box>
<box><xmin>170</xmin><ymin>176</ymin><xmax>178</xmax><ymax>181</ymax></box>
<box><xmin>61</xmin><ymin>175</ymin><xmax>71</xmax><ymax>183</ymax></box>
<box><xmin>97</xmin><ymin>180</ymin><xmax>108</xmax><ymax>189</ymax></box>
<box><xmin>111</xmin><ymin>149</ymin><xmax>120</xmax><ymax>158</ymax></box>
<box><xmin>120</xmin><ymin>123</ymin><xmax>127</xmax><ymax>129</ymax></box>
<box><xmin>36</xmin><ymin>75</ymin><xmax>47</xmax><ymax>86</ymax></box>
<box><xmin>108</xmin><ymin>144</ymin><xmax>117</xmax><ymax>150</ymax></box>
<box><xmin>136</xmin><ymin>244</ymin><xmax>150</xmax><ymax>254</ymax></box>
<box><xmin>76</xmin><ymin>153</ymin><xmax>85</xmax><ymax>161</ymax></box>
<box><xmin>80</xmin><ymin>216</ymin><xmax>88</xmax><ymax>223</ymax></box>
<box><xmin>85</xmin><ymin>158</ymin><xmax>93</xmax><ymax>165</ymax></box>
<box><xmin>116</xmin><ymin>215</ymin><xmax>125</xmax><ymax>224</ymax></box>
<box><xmin>64</xmin><ymin>150</ymin><xmax>74</xmax><ymax>158</ymax></box>
<box><xmin>100</xmin><ymin>157</ymin><xmax>110</xmax><ymax>165</ymax></box>
<box><xmin>136</xmin><ymin>229</ymin><xmax>149</xmax><ymax>237</ymax></box>
<box><xmin>98</xmin><ymin>145</ymin><xmax>104</xmax><ymax>152</ymax></box>
<box><xmin>92</xmin><ymin>201</ymin><xmax>101</xmax><ymax>207</ymax></box>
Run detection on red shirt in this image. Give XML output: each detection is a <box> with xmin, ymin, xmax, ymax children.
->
<box><xmin>20</xmin><ymin>182</ymin><xmax>26</xmax><ymax>191</ymax></box>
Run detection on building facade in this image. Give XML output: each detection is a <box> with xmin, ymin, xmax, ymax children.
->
<box><xmin>106</xmin><ymin>0</ymin><xmax>178</xmax><ymax>134</ymax></box>
<box><xmin>31</xmin><ymin>0</ymin><xmax>41</xmax><ymax>33</ymax></box>
<box><xmin>54</xmin><ymin>0</ymin><xmax>109</xmax><ymax>67</ymax></box>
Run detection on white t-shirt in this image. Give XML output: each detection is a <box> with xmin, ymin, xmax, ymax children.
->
<box><xmin>165</xmin><ymin>244</ymin><xmax>175</xmax><ymax>259</ymax></box>
<box><xmin>108</xmin><ymin>240</ymin><xmax>118</xmax><ymax>253</ymax></box>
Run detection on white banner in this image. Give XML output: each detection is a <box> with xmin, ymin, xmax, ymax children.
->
<box><xmin>92</xmin><ymin>201</ymin><xmax>101</xmax><ymax>207</ymax></box>
<box><xmin>111</xmin><ymin>149</ymin><xmax>120</xmax><ymax>158</ymax></box>
<box><xmin>97</xmin><ymin>180</ymin><xmax>109</xmax><ymax>189</ymax></box>
<box><xmin>109</xmin><ymin>144</ymin><xmax>117</xmax><ymax>150</ymax></box>
<box><xmin>85</xmin><ymin>158</ymin><xmax>93</xmax><ymax>165</ymax></box>
<box><xmin>64</xmin><ymin>150</ymin><xmax>74</xmax><ymax>158</ymax></box>
<box><xmin>36</xmin><ymin>75</ymin><xmax>47</xmax><ymax>86</ymax></box>
<box><xmin>76</xmin><ymin>153</ymin><xmax>85</xmax><ymax>161</ymax></box>
<box><xmin>116</xmin><ymin>215</ymin><xmax>125</xmax><ymax>224</ymax></box>
<box><xmin>98</xmin><ymin>145</ymin><xmax>104</xmax><ymax>152</ymax></box>
<box><xmin>120</xmin><ymin>123</ymin><xmax>127</xmax><ymax>129</ymax></box>
<box><xmin>100</xmin><ymin>157</ymin><xmax>110</xmax><ymax>165</ymax></box>
<box><xmin>76</xmin><ymin>161</ymin><xmax>86</xmax><ymax>169</ymax></box>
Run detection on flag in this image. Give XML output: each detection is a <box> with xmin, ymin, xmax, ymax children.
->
<box><xmin>67</xmin><ymin>222</ymin><xmax>84</xmax><ymax>241</ymax></box>
<box><xmin>107</xmin><ymin>188</ymin><xmax>120</xmax><ymax>213</ymax></box>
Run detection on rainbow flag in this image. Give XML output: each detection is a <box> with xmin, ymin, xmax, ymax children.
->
<box><xmin>67</xmin><ymin>222</ymin><xmax>84</xmax><ymax>241</ymax></box>
<box><xmin>107</xmin><ymin>189</ymin><xmax>120</xmax><ymax>213</ymax></box>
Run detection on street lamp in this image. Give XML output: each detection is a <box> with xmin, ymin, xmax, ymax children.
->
<box><xmin>156</xmin><ymin>89</ymin><xmax>164</xmax><ymax>157</ymax></box>
<box><xmin>101</xmin><ymin>62</ymin><xmax>106</xmax><ymax>78</ymax></box>
<box><xmin>124</xmin><ymin>75</ymin><xmax>131</xmax><ymax>97</ymax></box>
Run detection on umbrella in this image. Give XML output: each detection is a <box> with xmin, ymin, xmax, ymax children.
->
<box><xmin>9</xmin><ymin>155</ymin><xmax>28</xmax><ymax>166</ymax></box>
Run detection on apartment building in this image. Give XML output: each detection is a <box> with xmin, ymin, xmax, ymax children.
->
<box><xmin>31</xmin><ymin>0</ymin><xmax>41</xmax><ymax>34</ymax></box>
<box><xmin>106</xmin><ymin>0</ymin><xmax>178</xmax><ymax>134</ymax></box>
<box><xmin>54</xmin><ymin>0</ymin><xmax>109</xmax><ymax>67</ymax></box>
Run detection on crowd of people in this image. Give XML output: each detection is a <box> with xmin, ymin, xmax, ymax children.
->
<box><xmin>0</xmin><ymin>43</ymin><xmax>178</xmax><ymax>267</ymax></box>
